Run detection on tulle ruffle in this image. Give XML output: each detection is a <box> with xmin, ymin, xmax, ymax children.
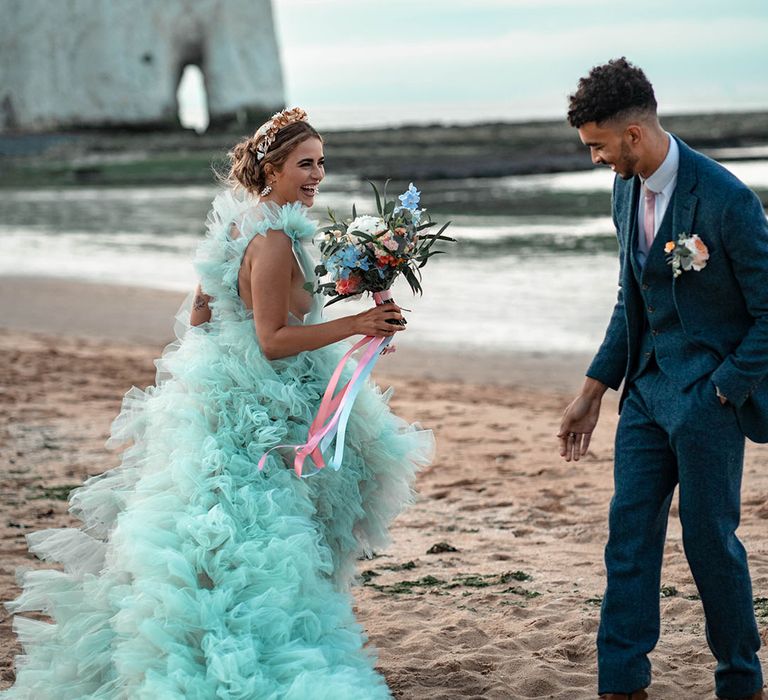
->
<box><xmin>2</xmin><ymin>194</ymin><xmax>434</xmax><ymax>698</ymax></box>
<box><xmin>193</xmin><ymin>191</ymin><xmax>321</xmax><ymax>324</ymax></box>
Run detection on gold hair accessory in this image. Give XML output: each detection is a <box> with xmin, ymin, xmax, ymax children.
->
<box><xmin>254</xmin><ymin>107</ymin><xmax>308</xmax><ymax>161</ymax></box>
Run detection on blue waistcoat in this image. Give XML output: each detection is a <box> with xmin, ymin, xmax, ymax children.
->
<box><xmin>629</xmin><ymin>190</ymin><xmax>722</xmax><ymax>385</ymax></box>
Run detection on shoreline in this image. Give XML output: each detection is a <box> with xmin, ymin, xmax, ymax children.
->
<box><xmin>0</xmin><ymin>275</ymin><xmax>593</xmax><ymax>392</ymax></box>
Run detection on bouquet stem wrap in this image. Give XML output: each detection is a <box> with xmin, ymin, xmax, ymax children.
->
<box><xmin>258</xmin><ymin>290</ymin><xmax>394</xmax><ymax>478</ymax></box>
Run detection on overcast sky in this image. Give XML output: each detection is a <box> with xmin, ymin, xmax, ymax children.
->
<box><xmin>269</xmin><ymin>0</ymin><xmax>768</xmax><ymax>128</ymax></box>
<box><xmin>178</xmin><ymin>0</ymin><xmax>768</xmax><ymax>130</ymax></box>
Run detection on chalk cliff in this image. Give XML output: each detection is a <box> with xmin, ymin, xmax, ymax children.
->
<box><xmin>0</xmin><ymin>0</ymin><xmax>285</xmax><ymax>131</ymax></box>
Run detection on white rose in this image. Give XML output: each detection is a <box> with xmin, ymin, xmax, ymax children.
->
<box><xmin>347</xmin><ymin>215</ymin><xmax>387</xmax><ymax>239</ymax></box>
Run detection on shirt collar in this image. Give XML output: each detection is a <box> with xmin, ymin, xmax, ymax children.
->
<box><xmin>641</xmin><ymin>133</ymin><xmax>679</xmax><ymax>195</ymax></box>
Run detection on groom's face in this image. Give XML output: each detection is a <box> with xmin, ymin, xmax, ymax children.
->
<box><xmin>577</xmin><ymin>121</ymin><xmax>639</xmax><ymax>180</ymax></box>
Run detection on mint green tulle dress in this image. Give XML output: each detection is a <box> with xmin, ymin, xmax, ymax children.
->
<box><xmin>2</xmin><ymin>191</ymin><xmax>434</xmax><ymax>699</ymax></box>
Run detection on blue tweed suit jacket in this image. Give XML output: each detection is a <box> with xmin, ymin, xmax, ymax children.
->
<box><xmin>587</xmin><ymin>135</ymin><xmax>768</xmax><ymax>442</ymax></box>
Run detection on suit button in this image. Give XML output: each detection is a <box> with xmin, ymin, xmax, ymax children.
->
<box><xmin>644</xmin><ymin>351</ymin><xmax>652</xmax><ymax>358</ymax></box>
<box><xmin>652</xmin><ymin>329</ymin><xmax>659</xmax><ymax>336</ymax></box>
<box><xmin>642</xmin><ymin>283</ymin><xmax>650</xmax><ymax>290</ymax></box>
<box><xmin>647</xmin><ymin>305</ymin><xmax>655</xmax><ymax>313</ymax></box>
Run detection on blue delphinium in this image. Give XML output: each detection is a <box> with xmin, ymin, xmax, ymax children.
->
<box><xmin>398</xmin><ymin>183</ymin><xmax>420</xmax><ymax>211</ymax></box>
<box><xmin>328</xmin><ymin>244</ymin><xmax>371</xmax><ymax>280</ymax></box>
<box><xmin>396</xmin><ymin>182</ymin><xmax>422</xmax><ymax>224</ymax></box>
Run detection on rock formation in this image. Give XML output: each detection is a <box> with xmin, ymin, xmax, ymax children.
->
<box><xmin>0</xmin><ymin>0</ymin><xmax>285</xmax><ymax>131</ymax></box>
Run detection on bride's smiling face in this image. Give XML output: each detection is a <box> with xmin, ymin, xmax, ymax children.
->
<box><xmin>266</xmin><ymin>138</ymin><xmax>325</xmax><ymax>207</ymax></box>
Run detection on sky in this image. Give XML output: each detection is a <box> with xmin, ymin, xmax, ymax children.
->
<box><xmin>179</xmin><ymin>0</ymin><xmax>768</xmax><ymax>130</ymax></box>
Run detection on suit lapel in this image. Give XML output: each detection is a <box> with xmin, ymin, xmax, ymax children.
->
<box><xmin>614</xmin><ymin>177</ymin><xmax>642</xmax><ymax>366</ymax></box>
<box><xmin>670</xmin><ymin>135</ymin><xmax>699</xmax><ymax>247</ymax></box>
<box><xmin>642</xmin><ymin>196</ymin><xmax>676</xmax><ymax>278</ymax></box>
<box><xmin>626</xmin><ymin>177</ymin><xmax>643</xmax><ymax>281</ymax></box>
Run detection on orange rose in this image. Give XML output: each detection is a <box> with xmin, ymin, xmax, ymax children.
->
<box><xmin>335</xmin><ymin>275</ymin><xmax>361</xmax><ymax>295</ymax></box>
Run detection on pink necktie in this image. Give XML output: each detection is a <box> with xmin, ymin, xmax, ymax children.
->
<box><xmin>643</xmin><ymin>185</ymin><xmax>656</xmax><ymax>252</ymax></box>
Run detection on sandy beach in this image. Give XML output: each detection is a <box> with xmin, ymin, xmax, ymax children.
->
<box><xmin>1</xmin><ymin>278</ymin><xmax>767</xmax><ymax>699</ymax></box>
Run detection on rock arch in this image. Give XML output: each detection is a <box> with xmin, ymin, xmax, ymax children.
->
<box><xmin>177</xmin><ymin>65</ymin><xmax>210</xmax><ymax>132</ymax></box>
<box><xmin>0</xmin><ymin>0</ymin><xmax>285</xmax><ymax>132</ymax></box>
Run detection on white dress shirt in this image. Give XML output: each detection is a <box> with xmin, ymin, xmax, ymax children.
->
<box><xmin>636</xmin><ymin>134</ymin><xmax>680</xmax><ymax>265</ymax></box>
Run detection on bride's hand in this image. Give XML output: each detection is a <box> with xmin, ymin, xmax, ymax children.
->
<box><xmin>352</xmin><ymin>304</ymin><xmax>405</xmax><ymax>337</ymax></box>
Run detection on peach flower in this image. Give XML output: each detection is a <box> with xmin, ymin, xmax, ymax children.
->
<box><xmin>335</xmin><ymin>275</ymin><xmax>361</xmax><ymax>295</ymax></box>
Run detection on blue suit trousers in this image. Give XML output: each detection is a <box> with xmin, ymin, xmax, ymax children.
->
<box><xmin>597</xmin><ymin>361</ymin><xmax>763</xmax><ymax>697</ymax></box>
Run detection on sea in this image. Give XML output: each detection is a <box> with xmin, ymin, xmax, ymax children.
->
<box><xmin>2</xmin><ymin>156</ymin><xmax>767</xmax><ymax>353</ymax></box>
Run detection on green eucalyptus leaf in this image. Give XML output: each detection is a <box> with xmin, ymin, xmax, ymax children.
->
<box><xmin>434</xmin><ymin>221</ymin><xmax>453</xmax><ymax>237</ymax></box>
<box><xmin>348</xmin><ymin>230</ymin><xmax>377</xmax><ymax>243</ymax></box>
<box><xmin>403</xmin><ymin>266</ymin><xmax>422</xmax><ymax>295</ymax></box>
<box><xmin>423</xmin><ymin>222</ymin><xmax>453</xmax><ymax>251</ymax></box>
<box><xmin>420</xmin><ymin>234</ymin><xmax>456</xmax><ymax>242</ymax></box>
<box><xmin>368</xmin><ymin>181</ymin><xmax>383</xmax><ymax>215</ymax></box>
<box><xmin>324</xmin><ymin>294</ymin><xmax>354</xmax><ymax>307</ymax></box>
<box><xmin>417</xmin><ymin>250</ymin><xmax>446</xmax><ymax>268</ymax></box>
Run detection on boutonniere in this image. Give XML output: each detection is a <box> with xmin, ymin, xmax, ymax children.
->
<box><xmin>664</xmin><ymin>232</ymin><xmax>709</xmax><ymax>278</ymax></box>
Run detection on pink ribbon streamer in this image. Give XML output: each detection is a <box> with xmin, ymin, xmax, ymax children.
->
<box><xmin>257</xmin><ymin>289</ymin><xmax>395</xmax><ymax>478</ymax></box>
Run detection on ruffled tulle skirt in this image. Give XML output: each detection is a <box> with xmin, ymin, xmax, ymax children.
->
<box><xmin>2</xmin><ymin>316</ymin><xmax>433</xmax><ymax>699</ymax></box>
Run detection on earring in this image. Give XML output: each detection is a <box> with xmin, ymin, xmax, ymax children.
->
<box><xmin>260</xmin><ymin>184</ymin><xmax>272</xmax><ymax>196</ymax></box>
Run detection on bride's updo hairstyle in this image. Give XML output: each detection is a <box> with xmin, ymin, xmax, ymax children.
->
<box><xmin>225</xmin><ymin>107</ymin><xmax>322</xmax><ymax>194</ymax></box>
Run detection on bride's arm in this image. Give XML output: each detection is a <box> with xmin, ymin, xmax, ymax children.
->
<box><xmin>251</xmin><ymin>230</ymin><xmax>404</xmax><ymax>360</ymax></box>
<box><xmin>190</xmin><ymin>284</ymin><xmax>211</xmax><ymax>326</ymax></box>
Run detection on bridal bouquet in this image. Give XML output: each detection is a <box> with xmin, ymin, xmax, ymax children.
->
<box><xmin>309</xmin><ymin>182</ymin><xmax>453</xmax><ymax>303</ymax></box>
<box><xmin>259</xmin><ymin>183</ymin><xmax>452</xmax><ymax>478</ymax></box>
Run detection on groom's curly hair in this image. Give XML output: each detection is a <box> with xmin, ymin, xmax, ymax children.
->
<box><xmin>567</xmin><ymin>57</ymin><xmax>657</xmax><ymax>128</ymax></box>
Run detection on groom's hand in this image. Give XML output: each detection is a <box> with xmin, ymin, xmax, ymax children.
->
<box><xmin>558</xmin><ymin>377</ymin><xmax>608</xmax><ymax>461</ymax></box>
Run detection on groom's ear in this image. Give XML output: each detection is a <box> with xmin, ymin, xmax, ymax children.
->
<box><xmin>625</xmin><ymin>124</ymin><xmax>643</xmax><ymax>145</ymax></box>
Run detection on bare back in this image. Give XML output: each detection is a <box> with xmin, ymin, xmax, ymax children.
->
<box><xmin>235</xmin><ymin>225</ymin><xmax>313</xmax><ymax>323</ymax></box>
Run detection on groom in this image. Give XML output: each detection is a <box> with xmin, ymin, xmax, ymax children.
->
<box><xmin>558</xmin><ymin>58</ymin><xmax>767</xmax><ymax>700</ymax></box>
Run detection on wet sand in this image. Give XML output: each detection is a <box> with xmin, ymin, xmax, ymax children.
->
<box><xmin>1</xmin><ymin>279</ymin><xmax>766</xmax><ymax>698</ymax></box>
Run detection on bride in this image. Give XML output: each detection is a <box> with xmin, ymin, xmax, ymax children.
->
<box><xmin>2</xmin><ymin>108</ymin><xmax>434</xmax><ymax>699</ymax></box>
